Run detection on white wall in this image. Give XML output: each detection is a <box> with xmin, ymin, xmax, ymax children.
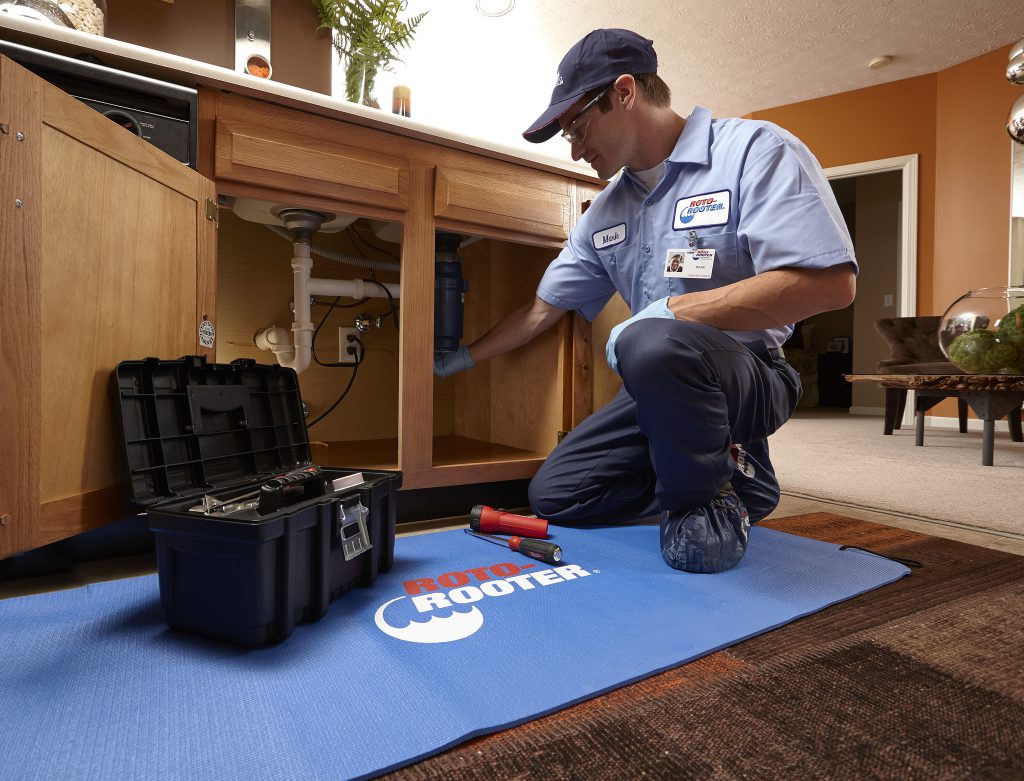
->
<box><xmin>329</xmin><ymin>1</ymin><xmax>569</xmax><ymax>158</ymax></box>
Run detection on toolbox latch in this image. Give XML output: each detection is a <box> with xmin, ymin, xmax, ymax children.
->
<box><xmin>338</xmin><ymin>500</ymin><xmax>372</xmax><ymax>561</ymax></box>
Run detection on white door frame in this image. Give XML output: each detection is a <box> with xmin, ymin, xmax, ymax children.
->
<box><xmin>823</xmin><ymin>154</ymin><xmax>919</xmax><ymax>424</ymax></box>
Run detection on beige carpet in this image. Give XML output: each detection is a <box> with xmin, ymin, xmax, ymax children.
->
<box><xmin>769</xmin><ymin>410</ymin><xmax>1024</xmax><ymax>538</ymax></box>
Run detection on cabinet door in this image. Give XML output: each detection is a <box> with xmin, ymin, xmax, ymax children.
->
<box><xmin>0</xmin><ymin>56</ymin><xmax>217</xmax><ymax>558</ymax></box>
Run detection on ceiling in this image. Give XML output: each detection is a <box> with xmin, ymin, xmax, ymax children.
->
<box><xmin>521</xmin><ymin>0</ymin><xmax>1023</xmax><ymax>118</ymax></box>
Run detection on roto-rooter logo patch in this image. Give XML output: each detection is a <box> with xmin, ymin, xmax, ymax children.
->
<box><xmin>673</xmin><ymin>189</ymin><xmax>731</xmax><ymax>230</ymax></box>
<box><xmin>374</xmin><ymin>560</ymin><xmax>595</xmax><ymax>644</ymax></box>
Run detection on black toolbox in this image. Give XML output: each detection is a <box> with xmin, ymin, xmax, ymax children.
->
<box><xmin>113</xmin><ymin>355</ymin><xmax>401</xmax><ymax>646</ymax></box>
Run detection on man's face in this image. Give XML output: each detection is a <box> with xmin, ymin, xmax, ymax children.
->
<box><xmin>559</xmin><ymin>88</ymin><xmax>626</xmax><ymax>180</ymax></box>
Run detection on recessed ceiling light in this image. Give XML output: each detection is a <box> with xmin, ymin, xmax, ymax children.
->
<box><xmin>476</xmin><ymin>0</ymin><xmax>515</xmax><ymax>17</ymax></box>
<box><xmin>868</xmin><ymin>55</ymin><xmax>894</xmax><ymax>70</ymax></box>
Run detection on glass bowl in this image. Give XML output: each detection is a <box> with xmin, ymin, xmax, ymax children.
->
<box><xmin>938</xmin><ymin>286</ymin><xmax>1024</xmax><ymax>374</ymax></box>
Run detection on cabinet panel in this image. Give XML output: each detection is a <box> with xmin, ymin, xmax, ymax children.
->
<box><xmin>0</xmin><ymin>56</ymin><xmax>216</xmax><ymax>558</ymax></box>
<box><xmin>215</xmin><ymin>93</ymin><xmax>409</xmax><ymax>212</ymax></box>
<box><xmin>434</xmin><ymin>165</ymin><xmax>570</xmax><ymax>241</ymax></box>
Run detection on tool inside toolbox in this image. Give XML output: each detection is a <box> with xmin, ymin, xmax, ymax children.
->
<box><xmin>188</xmin><ymin>468</ymin><xmax>367</xmax><ymax>519</ymax></box>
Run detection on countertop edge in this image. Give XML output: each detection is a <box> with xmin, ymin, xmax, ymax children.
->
<box><xmin>0</xmin><ymin>15</ymin><xmax>602</xmax><ymax>183</ymax></box>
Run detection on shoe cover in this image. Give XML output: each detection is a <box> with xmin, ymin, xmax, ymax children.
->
<box><xmin>660</xmin><ymin>488</ymin><xmax>750</xmax><ymax>574</ymax></box>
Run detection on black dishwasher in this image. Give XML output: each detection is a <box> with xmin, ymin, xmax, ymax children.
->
<box><xmin>0</xmin><ymin>37</ymin><xmax>197</xmax><ymax>168</ymax></box>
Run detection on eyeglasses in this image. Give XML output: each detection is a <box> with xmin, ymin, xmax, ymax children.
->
<box><xmin>560</xmin><ymin>86</ymin><xmax>611</xmax><ymax>145</ymax></box>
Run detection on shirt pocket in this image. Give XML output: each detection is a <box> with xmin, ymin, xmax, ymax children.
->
<box><xmin>687</xmin><ymin>229</ymin><xmax>742</xmax><ymax>287</ymax></box>
<box><xmin>595</xmin><ymin>236</ymin><xmax>638</xmax><ymax>294</ymax></box>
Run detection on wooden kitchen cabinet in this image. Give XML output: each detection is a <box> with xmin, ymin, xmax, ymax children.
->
<box><xmin>0</xmin><ymin>56</ymin><xmax>217</xmax><ymax>558</ymax></box>
<box><xmin>0</xmin><ymin>62</ymin><xmax>598</xmax><ymax>558</ymax></box>
<box><xmin>205</xmin><ymin>89</ymin><xmax>597</xmax><ymax>493</ymax></box>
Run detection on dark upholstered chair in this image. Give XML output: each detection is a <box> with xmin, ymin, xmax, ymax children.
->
<box><xmin>874</xmin><ymin>316</ymin><xmax>1022</xmax><ymax>440</ymax></box>
<box><xmin>874</xmin><ymin>316</ymin><xmax>967</xmax><ymax>435</ymax></box>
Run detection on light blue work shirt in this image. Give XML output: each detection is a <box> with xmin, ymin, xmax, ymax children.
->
<box><xmin>536</xmin><ymin>106</ymin><xmax>857</xmax><ymax>348</ymax></box>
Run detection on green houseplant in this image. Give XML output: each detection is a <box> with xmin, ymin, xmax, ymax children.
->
<box><xmin>312</xmin><ymin>0</ymin><xmax>427</xmax><ymax>107</ymax></box>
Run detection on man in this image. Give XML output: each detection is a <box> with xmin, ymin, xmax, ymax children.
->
<box><xmin>435</xmin><ymin>29</ymin><xmax>856</xmax><ymax>573</ymax></box>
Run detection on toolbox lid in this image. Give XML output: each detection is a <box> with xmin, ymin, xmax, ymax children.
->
<box><xmin>114</xmin><ymin>356</ymin><xmax>312</xmax><ymax>507</ymax></box>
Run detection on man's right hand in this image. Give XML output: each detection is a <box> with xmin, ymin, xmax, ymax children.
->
<box><xmin>434</xmin><ymin>345</ymin><xmax>475</xmax><ymax>377</ymax></box>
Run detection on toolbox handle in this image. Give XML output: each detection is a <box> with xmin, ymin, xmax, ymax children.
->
<box><xmin>257</xmin><ymin>467</ymin><xmax>326</xmax><ymax>515</ymax></box>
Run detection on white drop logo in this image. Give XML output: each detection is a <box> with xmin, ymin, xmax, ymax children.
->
<box><xmin>374</xmin><ymin>596</ymin><xmax>484</xmax><ymax>643</ymax></box>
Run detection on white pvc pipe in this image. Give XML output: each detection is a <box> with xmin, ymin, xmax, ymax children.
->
<box><xmin>307</xmin><ymin>278</ymin><xmax>401</xmax><ymax>300</ymax></box>
<box><xmin>287</xmin><ymin>241</ymin><xmax>315</xmax><ymax>373</ymax></box>
<box><xmin>254</xmin><ymin>246</ymin><xmax>401</xmax><ymax>375</ymax></box>
<box><xmin>253</xmin><ymin>325</ymin><xmax>296</xmax><ymax>367</ymax></box>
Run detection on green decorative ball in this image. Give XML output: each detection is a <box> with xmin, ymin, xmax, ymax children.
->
<box><xmin>947</xmin><ymin>329</ymin><xmax>1020</xmax><ymax>373</ymax></box>
<box><xmin>998</xmin><ymin>304</ymin><xmax>1024</xmax><ymax>345</ymax></box>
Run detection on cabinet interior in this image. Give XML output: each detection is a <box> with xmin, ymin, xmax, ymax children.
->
<box><xmin>217</xmin><ymin>207</ymin><xmax>563</xmax><ymax>476</ymax></box>
<box><xmin>433</xmin><ymin>238</ymin><xmax>562</xmax><ymax>468</ymax></box>
<box><xmin>216</xmin><ymin>208</ymin><xmax>402</xmax><ymax>471</ymax></box>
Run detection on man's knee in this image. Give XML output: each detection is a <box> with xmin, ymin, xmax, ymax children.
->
<box><xmin>616</xmin><ymin>318</ymin><xmax>710</xmax><ymax>381</ymax></box>
<box><xmin>528</xmin><ymin>469</ymin><xmax>568</xmax><ymax>518</ymax></box>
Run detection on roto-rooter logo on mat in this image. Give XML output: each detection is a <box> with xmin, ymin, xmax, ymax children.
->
<box><xmin>374</xmin><ymin>560</ymin><xmax>596</xmax><ymax>644</ymax></box>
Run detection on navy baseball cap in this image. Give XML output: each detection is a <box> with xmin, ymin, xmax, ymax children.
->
<box><xmin>523</xmin><ymin>29</ymin><xmax>657</xmax><ymax>144</ymax></box>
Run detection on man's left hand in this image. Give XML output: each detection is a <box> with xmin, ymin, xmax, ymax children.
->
<box><xmin>605</xmin><ymin>297</ymin><xmax>675</xmax><ymax>374</ymax></box>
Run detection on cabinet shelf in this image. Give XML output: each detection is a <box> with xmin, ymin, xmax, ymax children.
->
<box><xmin>431</xmin><ymin>435</ymin><xmax>548</xmax><ymax>468</ymax></box>
<box><xmin>312</xmin><ymin>438</ymin><xmax>398</xmax><ymax>472</ymax></box>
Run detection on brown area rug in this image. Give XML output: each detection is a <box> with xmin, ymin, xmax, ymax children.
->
<box><xmin>378</xmin><ymin>513</ymin><xmax>1024</xmax><ymax>781</ymax></box>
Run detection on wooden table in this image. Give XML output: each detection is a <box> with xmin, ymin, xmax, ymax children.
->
<box><xmin>846</xmin><ymin>374</ymin><xmax>1024</xmax><ymax>466</ymax></box>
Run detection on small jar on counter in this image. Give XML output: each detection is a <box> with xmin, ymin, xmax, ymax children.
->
<box><xmin>392</xmin><ymin>84</ymin><xmax>411</xmax><ymax>118</ymax></box>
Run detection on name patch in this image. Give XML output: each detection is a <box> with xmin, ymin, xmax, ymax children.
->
<box><xmin>673</xmin><ymin>190</ymin><xmax>731</xmax><ymax>230</ymax></box>
<box><xmin>593</xmin><ymin>223</ymin><xmax>627</xmax><ymax>250</ymax></box>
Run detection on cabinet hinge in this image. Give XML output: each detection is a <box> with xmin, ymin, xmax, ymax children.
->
<box><xmin>557</xmin><ymin>430</ymin><xmax>570</xmax><ymax>442</ymax></box>
<box><xmin>205</xmin><ymin>198</ymin><xmax>220</xmax><ymax>227</ymax></box>
<box><xmin>0</xmin><ymin>123</ymin><xmax>9</xmax><ymax>135</ymax></box>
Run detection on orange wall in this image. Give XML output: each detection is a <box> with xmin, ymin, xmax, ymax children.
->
<box><xmin>933</xmin><ymin>46</ymin><xmax>1021</xmax><ymax>310</ymax></box>
<box><xmin>749</xmin><ymin>44</ymin><xmax>1024</xmax><ymax>317</ymax></box>
<box><xmin>748</xmin><ymin>73</ymin><xmax>938</xmax><ymax>312</ymax></box>
<box><xmin>749</xmin><ymin>44</ymin><xmax>1024</xmax><ymax>419</ymax></box>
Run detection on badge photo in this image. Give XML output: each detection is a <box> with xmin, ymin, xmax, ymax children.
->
<box><xmin>664</xmin><ymin>251</ymin><xmax>687</xmax><ymax>277</ymax></box>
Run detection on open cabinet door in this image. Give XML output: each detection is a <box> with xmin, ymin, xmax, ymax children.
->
<box><xmin>0</xmin><ymin>55</ymin><xmax>217</xmax><ymax>558</ymax></box>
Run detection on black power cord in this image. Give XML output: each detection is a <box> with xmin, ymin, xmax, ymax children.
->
<box><xmin>307</xmin><ymin>297</ymin><xmax>367</xmax><ymax>427</ymax></box>
<box><xmin>364</xmin><ymin>275</ymin><xmax>400</xmax><ymax>330</ymax></box>
<box><xmin>312</xmin><ymin>296</ymin><xmax>368</xmax><ymax>368</ymax></box>
<box><xmin>306</xmin><ymin>352</ymin><xmax>361</xmax><ymax>429</ymax></box>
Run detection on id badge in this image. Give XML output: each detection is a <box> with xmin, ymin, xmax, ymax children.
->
<box><xmin>664</xmin><ymin>248</ymin><xmax>715</xmax><ymax>279</ymax></box>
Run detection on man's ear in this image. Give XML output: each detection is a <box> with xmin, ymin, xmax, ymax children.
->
<box><xmin>613</xmin><ymin>74</ymin><xmax>638</xmax><ymax>111</ymax></box>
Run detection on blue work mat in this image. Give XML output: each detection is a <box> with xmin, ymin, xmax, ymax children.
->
<box><xmin>0</xmin><ymin>525</ymin><xmax>909</xmax><ymax>780</ymax></box>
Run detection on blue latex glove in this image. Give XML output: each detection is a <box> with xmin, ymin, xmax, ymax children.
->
<box><xmin>605</xmin><ymin>297</ymin><xmax>675</xmax><ymax>375</ymax></box>
<box><xmin>434</xmin><ymin>345</ymin><xmax>475</xmax><ymax>377</ymax></box>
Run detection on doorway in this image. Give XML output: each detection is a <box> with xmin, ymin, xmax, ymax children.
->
<box><xmin>784</xmin><ymin>155</ymin><xmax>917</xmax><ymax>419</ymax></box>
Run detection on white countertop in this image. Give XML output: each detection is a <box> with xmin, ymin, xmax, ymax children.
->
<box><xmin>0</xmin><ymin>14</ymin><xmax>597</xmax><ymax>181</ymax></box>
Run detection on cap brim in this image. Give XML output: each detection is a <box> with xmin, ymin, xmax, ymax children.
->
<box><xmin>522</xmin><ymin>91</ymin><xmax>582</xmax><ymax>143</ymax></box>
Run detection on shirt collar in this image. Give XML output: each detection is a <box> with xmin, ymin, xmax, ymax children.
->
<box><xmin>666</xmin><ymin>105</ymin><xmax>712</xmax><ymax>166</ymax></box>
<box><xmin>619</xmin><ymin>105</ymin><xmax>713</xmax><ymax>188</ymax></box>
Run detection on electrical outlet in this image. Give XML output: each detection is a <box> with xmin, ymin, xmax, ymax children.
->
<box><xmin>338</xmin><ymin>327</ymin><xmax>364</xmax><ymax>365</ymax></box>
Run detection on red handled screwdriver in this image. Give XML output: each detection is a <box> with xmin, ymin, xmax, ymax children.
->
<box><xmin>465</xmin><ymin>529</ymin><xmax>563</xmax><ymax>565</ymax></box>
<box><xmin>469</xmin><ymin>505</ymin><xmax>549</xmax><ymax>539</ymax></box>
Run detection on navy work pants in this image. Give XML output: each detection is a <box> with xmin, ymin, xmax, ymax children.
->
<box><xmin>528</xmin><ymin>318</ymin><xmax>802</xmax><ymax>524</ymax></box>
